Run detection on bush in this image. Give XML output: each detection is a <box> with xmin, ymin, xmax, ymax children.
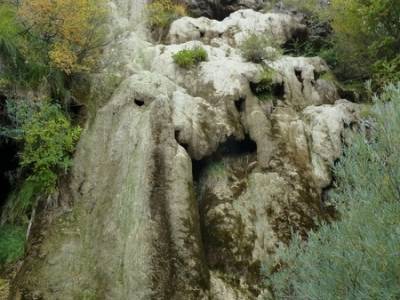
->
<box><xmin>20</xmin><ymin>102</ymin><xmax>82</xmax><ymax>193</ymax></box>
<box><xmin>147</xmin><ymin>0</ymin><xmax>186</xmax><ymax>30</ymax></box>
<box><xmin>172</xmin><ymin>47</ymin><xmax>208</xmax><ymax>68</ymax></box>
<box><xmin>265</xmin><ymin>83</ymin><xmax>400</xmax><ymax>300</ymax></box>
<box><xmin>269</xmin><ymin>0</ymin><xmax>400</xmax><ymax>90</ymax></box>
<box><xmin>239</xmin><ymin>34</ymin><xmax>281</xmax><ymax>63</ymax></box>
<box><xmin>327</xmin><ymin>0</ymin><xmax>400</xmax><ymax>86</ymax></box>
<box><xmin>0</xmin><ymin>225</ymin><xmax>25</xmax><ymax>266</ymax></box>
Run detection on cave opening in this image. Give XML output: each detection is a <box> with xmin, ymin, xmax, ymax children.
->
<box><xmin>0</xmin><ymin>95</ymin><xmax>20</xmax><ymax>210</ymax></box>
<box><xmin>192</xmin><ymin>134</ymin><xmax>257</xmax><ymax>183</ymax></box>
<box><xmin>249</xmin><ymin>81</ymin><xmax>285</xmax><ymax>100</ymax></box>
<box><xmin>134</xmin><ymin>99</ymin><xmax>145</xmax><ymax>107</ymax></box>
<box><xmin>234</xmin><ymin>97</ymin><xmax>245</xmax><ymax>112</ymax></box>
<box><xmin>0</xmin><ymin>139</ymin><xmax>19</xmax><ymax>210</ymax></box>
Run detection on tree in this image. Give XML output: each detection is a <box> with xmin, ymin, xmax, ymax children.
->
<box><xmin>328</xmin><ymin>0</ymin><xmax>400</xmax><ymax>85</ymax></box>
<box><xmin>18</xmin><ymin>0</ymin><xmax>108</xmax><ymax>74</ymax></box>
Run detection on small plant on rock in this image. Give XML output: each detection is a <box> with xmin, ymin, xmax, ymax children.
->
<box><xmin>250</xmin><ymin>68</ymin><xmax>276</xmax><ymax>101</ymax></box>
<box><xmin>239</xmin><ymin>34</ymin><xmax>282</xmax><ymax>63</ymax></box>
<box><xmin>172</xmin><ymin>47</ymin><xmax>208</xmax><ymax>69</ymax></box>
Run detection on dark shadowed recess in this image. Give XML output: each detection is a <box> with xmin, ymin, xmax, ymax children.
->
<box><xmin>192</xmin><ymin>134</ymin><xmax>257</xmax><ymax>182</ymax></box>
<box><xmin>0</xmin><ymin>96</ymin><xmax>19</xmax><ymax>209</ymax></box>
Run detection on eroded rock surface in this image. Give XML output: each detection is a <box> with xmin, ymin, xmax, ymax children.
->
<box><xmin>12</xmin><ymin>5</ymin><xmax>360</xmax><ymax>300</ymax></box>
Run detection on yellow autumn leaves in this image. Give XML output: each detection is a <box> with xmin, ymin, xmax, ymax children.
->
<box><xmin>146</xmin><ymin>0</ymin><xmax>187</xmax><ymax>29</ymax></box>
<box><xmin>18</xmin><ymin>0</ymin><xmax>108</xmax><ymax>74</ymax></box>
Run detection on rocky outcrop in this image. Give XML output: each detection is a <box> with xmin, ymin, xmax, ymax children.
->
<box><xmin>181</xmin><ymin>0</ymin><xmax>265</xmax><ymax>20</ymax></box>
<box><xmin>168</xmin><ymin>9</ymin><xmax>306</xmax><ymax>46</ymax></box>
<box><xmin>12</xmin><ymin>5</ymin><xmax>361</xmax><ymax>300</ymax></box>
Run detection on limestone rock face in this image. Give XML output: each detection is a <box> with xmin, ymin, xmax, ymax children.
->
<box><xmin>13</xmin><ymin>72</ymin><xmax>209</xmax><ymax>300</ymax></box>
<box><xmin>270</xmin><ymin>56</ymin><xmax>339</xmax><ymax>109</ymax></box>
<box><xmin>168</xmin><ymin>9</ymin><xmax>306</xmax><ymax>46</ymax></box>
<box><xmin>12</xmin><ymin>5</ymin><xmax>361</xmax><ymax>300</ymax></box>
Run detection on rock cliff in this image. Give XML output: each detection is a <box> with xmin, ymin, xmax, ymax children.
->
<box><xmin>11</xmin><ymin>1</ymin><xmax>360</xmax><ymax>299</ymax></box>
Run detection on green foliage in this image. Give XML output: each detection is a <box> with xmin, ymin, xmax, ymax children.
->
<box><xmin>327</xmin><ymin>0</ymin><xmax>400</xmax><ymax>87</ymax></box>
<box><xmin>270</xmin><ymin>0</ymin><xmax>400</xmax><ymax>90</ymax></box>
<box><xmin>239</xmin><ymin>34</ymin><xmax>281</xmax><ymax>63</ymax></box>
<box><xmin>172</xmin><ymin>47</ymin><xmax>208</xmax><ymax>68</ymax></box>
<box><xmin>372</xmin><ymin>57</ymin><xmax>400</xmax><ymax>90</ymax></box>
<box><xmin>146</xmin><ymin>0</ymin><xmax>186</xmax><ymax>29</ymax></box>
<box><xmin>1</xmin><ymin>100</ymin><xmax>81</xmax><ymax>223</ymax></box>
<box><xmin>0</xmin><ymin>99</ymin><xmax>41</xmax><ymax>139</ymax></box>
<box><xmin>251</xmin><ymin>68</ymin><xmax>276</xmax><ymax>101</ymax></box>
<box><xmin>20</xmin><ymin>102</ymin><xmax>81</xmax><ymax>193</ymax></box>
<box><xmin>0</xmin><ymin>225</ymin><xmax>25</xmax><ymax>265</ymax></box>
<box><xmin>1</xmin><ymin>180</ymin><xmax>42</xmax><ymax>225</ymax></box>
<box><xmin>265</xmin><ymin>83</ymin><xmax>400</xmax><ymax>300</ymax></box>
<box><xmin>0</xmin><ymin>3</ymin><xmax>49</xmax><ymax>88</ymax></box>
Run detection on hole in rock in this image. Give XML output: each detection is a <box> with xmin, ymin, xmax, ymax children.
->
<box><xmin>192</xmin><ymin>135</ymin><xmax>257</xmax><ymax>183</ymax></box>
<box><xmin>250</xmin><ymin>82</ymin><xmax>285</xmax><ymax>101</ymax></box>
<box><xmin>200</xmin><ymin>31</ymin><xmax>205</xmax><ymax>38</ymax></box>
<box><xmin>174</xmin><ymin>130</ymin><xmax>189</xmax><ymax>151</ymax></box>
<box><xmin>234</xmin><ymin>97</ymin><xmax>245</xmax><ymax>112</ymax></box>
<box><xmin>68</xmin><ymin>102</ymin><xmax>85</xmax><ymax>120</ymax></box>
<box><xmin>272</xmin><ymin>82</ymin><xmax>285</xmax><ymax>98</ymax></box>
<box><xmin>282</xmin><ymin>28</ymin><xmax>309</xmax><ymax>54</ymax></box>
<box><xmin>134</xmin><ymin>99</ymin><xmax>145</xmax><ymax>107</ymax></box>
<box><xmin>314</xmin><ymin>70</ymin><xmax>322</xmax><ymax>81</ymax></box>
<box><xmin>338</xmin><ymin>88</ymin><xmax>361</xmax><ymax>103</ymax></box>
<box><xmin>294</xmin><ymin>69</ymin><xmax>303</xmax><ymax>83</ymax></box>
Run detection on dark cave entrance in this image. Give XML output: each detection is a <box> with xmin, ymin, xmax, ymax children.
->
<box><xmin>192</xmin><ymin>135</ymin><xmax>257</xmax><ymax>183</ymax></box>
<box><xmin>0</xmin><ymin>96</ymin><xmax>20</xmax><ymax>209</ymax></box>
<box><xmin>0</xmin><ymin>140</ymin><xmax>19</xmax><ymax>208</ymax></box>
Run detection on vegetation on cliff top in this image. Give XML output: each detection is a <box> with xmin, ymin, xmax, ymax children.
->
<box><xmin>272</xmin><ymin>0</ymin><xmax>400</xmax><ymax>91</ymax></box>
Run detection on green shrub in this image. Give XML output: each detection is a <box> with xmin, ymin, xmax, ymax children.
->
<box><xmin>239</xmin><ymin>34</ymin><xmax>282</xmax><ymax>63</ymax></box>
<box><xmin>172</xmin><ymin>47</ymin><xmax>208</xmax><ymax>68</ymax></box>
<box><xmin>1</xmin><ymin>100</ymin><xmax>81</xmax><ymax>223</ymax></box>
<box><xmin>1</xmin><ymin>179</ymin><xmax>43</xmax><ymax>225</ymax></box>
<box><xmin>326</xmin><ymin>0</ymin><xmax>400</xmax><ymax>87</ymax></box>
<box><xmin>265</xmin><ymin>83</ymin><xmax>400</xmax><ymax>300</ymax></box>
<box><xmin>0</xmin><ymin>225</ymin><xmax>25</xmax><ymax>266</ymax></box>
<box><xmin>20</xmin><ymin>102</ymin><xmax>82</xmax><ymax>193</ymax></box>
